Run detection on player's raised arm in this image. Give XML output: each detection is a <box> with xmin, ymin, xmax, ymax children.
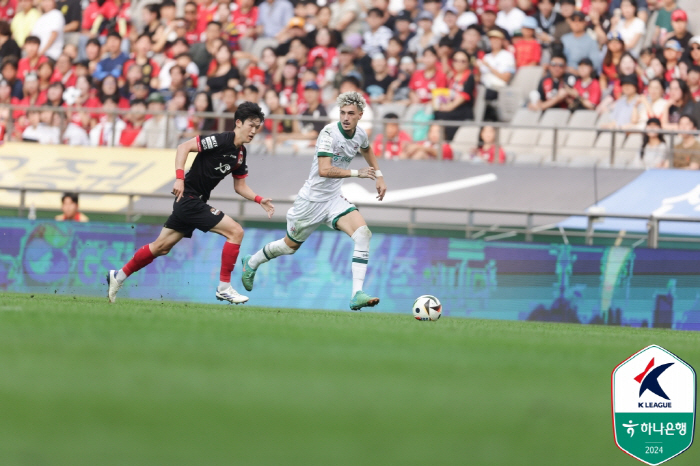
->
<box><xmin>233</xmin><ymin>177</ymin><xmax>275</xmax><ymax>219</ymax></box>
<box><xmin>172</xmin><ymin>137</ymin><xmax>199</xmax><ymax>202</ymax></box>
<box><xmin>359</xmin><ymin>145</ymin><xmax>387</xmax><ymax>201</ymax></box>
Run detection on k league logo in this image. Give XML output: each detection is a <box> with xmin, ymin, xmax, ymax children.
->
<box><xmin>612</xmin><ymin>345</ymin><xmax>696</xmax><ymax>465</ymax></box>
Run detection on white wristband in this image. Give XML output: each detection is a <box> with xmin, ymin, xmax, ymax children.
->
<box><xmin>375</xmin><ymin>170</ymin><xmax>383</xmax><ymax>177</ymax></box>
<box><xmin>350</xmin><ymin>169</ymin><xmax>359</xmax><ymax>177</ymax></box>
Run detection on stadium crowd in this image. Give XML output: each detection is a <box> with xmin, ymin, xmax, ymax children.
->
<box><xmin>0</xmin><ymin>0</ymin><xmax>698</xmax><ymax>167</ymax></box>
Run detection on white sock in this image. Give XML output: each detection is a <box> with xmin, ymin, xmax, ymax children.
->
<box><xmin>351</xmin><ymin>226</ymin><xmax>371</xmax><ymax>295</ymax></box>
<box><xmin>116</xmin><ymin>269</ymin><xmax>127</xmax><ymax>284</ymax></box>
<box><xmin>218</xmin><ymin>281</ymin><xmax>230</xmax><ymax>291</ymax></box>
<box><xmin>249</xmin><ymin>238</ymin><xmax>296</xmax><ymax>269</ymax></box>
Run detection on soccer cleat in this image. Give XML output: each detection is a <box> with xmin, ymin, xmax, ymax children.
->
<box><xmin>216</xmin><ymin>285</ymin><xmax>249</xmax><ymax>304</ymax></box>
<box><xmin>240</xmin><ymin>254</ymin><xmax>256</xmax><ymax>291</ymax></box>
<box><xmin>106</xmin><ymin>270</ymin><xmax>122</xmax><ymax>303</ymax></box>
<box><xmin>349</xmin><ymin>290</ymin><xmax>380</xmax><ymax>311</ymax></box>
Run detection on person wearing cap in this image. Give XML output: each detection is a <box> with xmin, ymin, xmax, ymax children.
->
<box><xmin>256</xmin><ymin>0</ymin><xmax>294</xmax><ymax>39</ymax></box>
<box><xmin>514</xmin><ymin>15</ymin><xmax>541</xmax><ymax>68</ymax></box>
<box><xmin>407</xmin><ymin>10</ymin><xmax>438</xmax><ymax>57</ymax></box>
<box><xmin>131</xmin><ymin>91</ymin><xmax>179</xmax><ymax>148</ymax></box>
<box><xmin>669</xmin><ymin>114</ymin><xmax>700</xmax><ymax>169</ymax></box>
<box><xmin>664</xmin><ymin>9</ymin><xmax>692</xmax><ymax>50</ymax></box>
<box><xmin>329</xmin><ymin>0</ymin><xmax>363</xmax><ymax>40</ymax></box>
<box><xmin>393</xmin><ymin>10</ymin><xmax>415</xmax><ymax>49</ymax></box>
<box><xmin>687</xmin><ymin>36</ymin><xmax>700</xmax><ymax>68</ymax></box>
<box><xmin>496</xmin><ymin>0</ymin><xmax>526</xmax><ymax>37</ymax></box>
<box><xmin>653</xmin><ymin>0</ymin><xmax>679</xmax><ymax>46</ymax></box>
<box><xmin>472</xmin><ymin>0</ymin><xmax>499</xmax><ymax>18</ymax></box>
<box><xmin>611</xmin><ymin>0</ymin><xmax>646</xmax><ymax>57</ymax></box>
<box><xmin>333</xmin><ymin>44</ymin><xmax>363</xmax><ymax>90</ymax></box>
<box><xmin>569</xmin><ymin>57</ymin><xmax>601</xmax><ymax>110</ymax></box>
<box><xmin>363</xmin><ymin>8</ymin><xmax>393</xmax><ymax>57</ymax></box>
<box><xmin>662</xmin><ymin>40</ymin><xmax>682</xmax><ymax>82</ymax></box>
<box><xmin>478</xmin><ymin>28</ymin><xmax>515</xmax><ymax>116</ymax></box>
<box><xmin>440</xmin><ymin>7</ymin><xmax>466</xmax><ymax>50</ymax></box>
<box><xmin>274</xmin><ymin>80</ymin><xmax>328</xmax><ymax>150</ymax></box>
<box><xmin>274</xmin><ymin>16</ymin><xmax>306</xmax><ymax>47</ymax></box>
<box><xmin>561</xmin><ymin>11</ymin><xmax>601</xmax><ymax>72</ymax></box>
<box><xmin>480</xmin><ymin>5</ymin><xmax>500</xmax><ymax>41</ymax></box>
<box><xmin>421</xmin><ymin>0</ymin><xmax>443</xmax><ymax>35</ymax></box>
<box><xmin>602</xmin><ymin>73</ymin><xmax>645</xmax><ymax>129</ymax></box>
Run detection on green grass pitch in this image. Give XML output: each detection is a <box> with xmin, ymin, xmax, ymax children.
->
<box><xmin>0</xmin><ymin>292</ymin><xmax>698</xmax><ymax>466</ymax></box>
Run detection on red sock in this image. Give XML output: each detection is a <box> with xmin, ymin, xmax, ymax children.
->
<box><xmin>122</xmin><ymin>244</ymin><xmax>156</xmax><ymax>277</ymax></box>
<box><xmin>220</xmin><ymin>242</ymin><xmax>240</xmax><ymax>282</ymax></box>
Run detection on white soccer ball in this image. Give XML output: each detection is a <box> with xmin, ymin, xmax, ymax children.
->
<box><xmin>413</xmin><ymin>295</ymin><xmax>442</xmax><ymax>321</ymax></box>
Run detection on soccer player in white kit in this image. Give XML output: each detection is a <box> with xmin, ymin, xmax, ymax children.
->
<box><xmin>240</xmin><ymin>91</ymin><xmax>387</xmax><ymax>310</ymax></box>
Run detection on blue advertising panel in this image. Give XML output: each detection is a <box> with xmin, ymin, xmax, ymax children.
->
<box><xmin>1</xmin><ymin>218</ymin><xmax>699</xmax><ymax>330</ymax></box>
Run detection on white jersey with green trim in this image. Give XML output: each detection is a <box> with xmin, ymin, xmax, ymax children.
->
<box><xmin>296</xmin><ymin>122</ymin><xmax>370</xmax><ymax>202</ymax></box>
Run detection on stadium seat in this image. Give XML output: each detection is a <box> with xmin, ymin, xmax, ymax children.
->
<box><xmin>564</xmin><ymin>130</ymin><xmax>598</xmax><ymax>148</ymax></box>
<box><xmin>594</xmin><ymin>130</ymin><xmax>626</xmax><ymax>150</ymax></box>
<box><xmin>377</xmin><ymin>102</ymin><xmax>408</xmax><ymax>119</ymax></box>
<box><xmin>537</xmin><ymin>108</ymin><xmax>572</xmax><ymax>146</ymax></box>
<box><xmin>623</xmin><ymin>133</ymin><xmax>644</xmax><ymax>149</ymax></box>
<box><xmin>450</xmin><ymin>126</ymin><xmax>481</xmax><ymax>157</ymax></box>
<box><xmin>500</xmin><ymin>108</ymin><xmax>541</xmax><ymax>145</ymax></box>
<box><xmin>497</xmin><ymin>66</ymin><xmax>543</xmax><ymax>122</ymax></box>
<box><xmin>567</xmin><ymin>110</ymin><xmax>599</xmax><ymax>128</ymax></box>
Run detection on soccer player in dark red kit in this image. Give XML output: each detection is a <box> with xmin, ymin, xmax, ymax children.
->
<box><xmin>107</xmin><ymin>102</ymin><xmax>273</xmax><ymax>304</ymax></box>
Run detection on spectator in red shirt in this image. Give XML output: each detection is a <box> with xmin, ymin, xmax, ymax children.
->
<box><xmin>0</xmin><ymin>0</ymin><xmax>16</xmax><ymax>22</ymax></box>
<box><xmin>182</xmin><ymin>1</ymin><xmax>199</xmax><ymax>44</ymax></box>
<box><xmin>196</xmin><ymin>0</ymin><xmax>218</xmax><ymax>36</ymax></box>
<box><xmin>434</xmin><ymin>49</ymin><xmax>476</xmax><ymax>140</ymax></box>
<box><xmin>409</xmin><ymin>46</ymin><xmax>448</xmax><ymax>104</ymax></box>
<box><xmin>81</xmin><ymin>0</ymin><xmax>118</xmax><ymax>37</ymax></box>
<box><xmin>119</xmin><ymin>98</ymin><xmax>146</xmax><ymax>146</ymax></box>
<box><xmin>688</xmin><ymin>65</ymin><xmax>700</xmax><ymax>102</ymax></box>
<box><xmin>373</xmin><ymin>112</ymin><xmax>412</xmax><ymax>159</ymax></box>
<box><xmin>12</xmin><ymin>72</ymin><xmax>45</xmax><ymax>119</ymax></box>
<box><xmin>123</xmin><ymin>33</ymin><xmax>160</xmax><ymax>88</ymax></box>
<box><xmin>570</xmin><ymin>58</ymin><xmax>601</xmax><ymax>110</ymax></box>
<box><xmin>99</xmin><ymin>74</ymin><xmax>129</xmax><ymax>109</ymax></box>
<box><xmin>53</xmin><ymin>53</ymin><xmax>76</xmax><ymax>87</ymax></box>
<box><xmin>45</xmin><ymin>80</ymin><xmax>64</xmax><ymax>106</ymax></box>
<box><xmin>232</xmin><ymin>0</ymin><xmax>258</xmax><ymax>46</ymax></box>
<box><xmin>37</xmin><ymin>60</ymin><xmax>53</xmax><ymax>95</ymax></box>
<box><xmin>600</xmin><ymin>32</ymin><xmax>625</xmax><ymax>92</ymax></box>
<box><xmin>514</xmin><ymin>16</ymin><xmax>541</xmax><ymax>68</ymax></box>
<box><xmin>402</xmin><ymin>124</ymin><xmax>454</xmax><ymax>160</ymax></box>
<box><xmin>17</xmin><ymin>35</ymin><xmax>46</xmax><ymax>80</ymax></box>
<box><xmin>473</xmin><ymin>125</ymin><xmax>506</xmax><ymax>163</ymax></box>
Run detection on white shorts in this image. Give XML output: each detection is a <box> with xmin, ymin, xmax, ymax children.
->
<box><xmin>286</xmin><ymin>195</ymin><xmax>357</xmax><ymax>243</ymax></box>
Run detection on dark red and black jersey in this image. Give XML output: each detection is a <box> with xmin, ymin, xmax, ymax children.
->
<box><xmin>185</xmin><ymin>132</ymin><xmax>248</xmax><ymax>202</ymax></box>
<box><xmin>537</xmin><ymin>74</ymin><xmax>573</xmax><ymax>108</ymax></box>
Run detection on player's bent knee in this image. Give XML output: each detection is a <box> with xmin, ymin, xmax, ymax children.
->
<box><xmin>354</xmin><ymin>225</ymin><xmax>372</xmax><ymax>240</ymax></box>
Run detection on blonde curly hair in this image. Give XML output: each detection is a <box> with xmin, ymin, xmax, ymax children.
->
<box><xmin>336</xmin><ymin>91</ymin><xmax>367</xmax><ymax>113</ymax></box>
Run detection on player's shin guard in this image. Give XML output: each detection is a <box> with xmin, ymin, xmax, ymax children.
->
<box><xmin>219</xmin><ymin>242</ymin><xmax>240</xmax><ymax>284</ymax></box>
<box><xmin>248</xmin><ymin>239</ymin><xmax>296</xmax><ymax>269</ymax></box>
<box><xmin>351</xmin><ymin>225</ymin><xmax>371</xmax><ymax>295</ymax></box>
<box><xmin>121</xmin><ymin>244</ymin><xmax>156</xmax><ymax>280</ymax></box>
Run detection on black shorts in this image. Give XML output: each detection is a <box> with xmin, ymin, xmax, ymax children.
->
<box><xmin>164</xmin><ymin>195</ymin><xmax>225</xmax><ymax>238</ymax></box>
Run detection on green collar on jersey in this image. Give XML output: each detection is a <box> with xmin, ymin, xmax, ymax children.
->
<box><xmin>337</xmin><ymin>121</ymin><xmax>356</xmax><ymax>140</ymax></box>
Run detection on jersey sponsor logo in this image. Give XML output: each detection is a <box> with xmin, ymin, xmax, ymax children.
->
<box><xmin>202</xmin><ymin>136</ymin><xmax>218</xmax><ymax>150</ymax></box>
<box><xmin>318</xmin><ymin>134</ymin><xmax>333</xmax><ymax>152</ymax></box>
<box><xmin>215</xmin><ymin>163</ymin><xmax>231</xmax><ymax>173</ymax></box>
